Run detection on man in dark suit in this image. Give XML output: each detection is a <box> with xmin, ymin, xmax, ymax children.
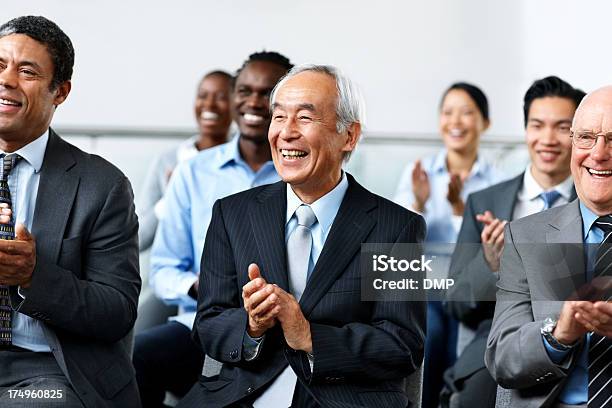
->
<box><xmin>179</xmin><ymin>65</ymin><xmax>426</xmax><ymax>407</ymax></box>
<box><xmin>486</xmin><ymin>85</ymin><xmax>612</xmax><ymax>407</ymax></box>
<box><xmin>442</xmin><ymin>77</ymin><xmax>584</xmax><ymax>407</ymax></box>
<box><xmin>0</xmin><ymin>16</ymin><xmax>140</xmax><ymax>407</ymax></box>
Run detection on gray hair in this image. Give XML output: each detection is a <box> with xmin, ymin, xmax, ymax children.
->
<box><xmin>270</xmin><ymin>64</ymin><xmax>365</xmax><ymax>161</ymax></box>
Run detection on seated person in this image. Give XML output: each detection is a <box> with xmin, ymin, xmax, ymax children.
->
<box><xmin>394</xmin><ymin>82</ymin><xmax>500</xmax><ymax>408</ymax></box>
<box><xmin>445</xmin><ymin>76</ymin><xmax>584</xmax><ymax>408</ymax></box>
<box><xmin>485</xmin><ymin>85</ymin><xmax>612</xmax><ymax>407</ymax></box>
<box><xmin>133</xmin><ymin>51</ymin><xmax>292</xmax><ymax>408</ymax></box>
<box><xmin>137</xmin><ymin>70</ymin><xmax>233</xmax><ymax>251</ymax></box>
<box><xmin>179</xmin><ymin>64</ymin><xmax>426</xmax><ymax>408</ymax></box>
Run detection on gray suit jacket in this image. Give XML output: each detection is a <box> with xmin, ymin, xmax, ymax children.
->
<box><xmin>447</xmin><ymin>173</ymin><xmax>525</xmax><ymax>328</ymax></box>
<box><xmin>8</xmin><ymin>130</ymin><xmax>141</xmax><ymax>408</ymax></box>
<box><xmin>485</xmin><ymin>200</ymin><xmax>587</xmax><ymax>408</ymax></box>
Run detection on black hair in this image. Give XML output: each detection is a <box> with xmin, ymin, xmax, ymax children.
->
<box><xmin>523</xmin><ymin>76</ymin><xmax>586</xmax><ymax>128</ymax></box>
<box><xmin>233</xmin><ymin>51</ymin><xmax>293</xmax><ymax>86</ymax></box>
<box><xmin>441</xmin><ymin>82</ymin><xmax>489</xmax><ymax>122</ymax></box>
<box><xmin>203</xmin><ymin>70</ymin><xmax>232</xmax><ymax>81</ymax></box>
<box><xmin>0</xmin><ymin>16</ymin><xmax>74</xmax><ymax>91</ymax></box>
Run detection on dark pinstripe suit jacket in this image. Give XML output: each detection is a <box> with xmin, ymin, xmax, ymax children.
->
<box><xmin>184</xmin><ymin>174</ymin><xmax>426</xmax><ymax>408</ymax></box>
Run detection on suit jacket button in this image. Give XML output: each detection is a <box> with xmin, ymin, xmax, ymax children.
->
<box><xmin>230</xmin><ymin>350</ymin><xmax>238</xmax><ymax>359</ymax></box>
<box><xmin>246</xmin><ymin>387</ymin><xmax>254</xmax><ymax>394</ymax></box>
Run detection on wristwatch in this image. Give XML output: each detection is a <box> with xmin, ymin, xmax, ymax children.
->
<box><xmin>541</xmin><ymin>317</ymin><xmax>576</xmax><ymax>351</ymax></box>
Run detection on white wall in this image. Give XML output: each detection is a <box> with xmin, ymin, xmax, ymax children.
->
<box><xmin>4</xmin><ymin>0</ymin><xmax>608</xmax><ymax>140</ymax></box>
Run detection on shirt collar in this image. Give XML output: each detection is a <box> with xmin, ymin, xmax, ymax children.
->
<box><xmin>432</xmin><ymin>149</ymin><xmax>448</xmax><ymax>174</ymax></box>
<box><xmin>286</xmin><ymin>172</ymin><xmax>349</xmax><ymax>235</ymax></box>
<box><xmin>522</xmin><ymin>165</ymin><xmax>574</xmax><ymax>201</ymax></box>
<box><xmin>580</xmin><ymin>201</ymin><xmax>601</xmax><ymax>240</ymax></box>
<box><xmin>431</xmin><ymin>148</ymin><xmax>487</xmax><ymax>177</ymax></box>
<box><xmin>218</xmin><ymin>132</ymin><xmax>243</xmax><ymax>169</ymax></box>
<box><xmin>176</xmin><ymin>135</ymin><xmax>200</xmax><ymax>163</ymax></box>
<box><xmin>2</xmin><ymin>129</ymin><xmax>49</xmax><ymax>173</ymax></box>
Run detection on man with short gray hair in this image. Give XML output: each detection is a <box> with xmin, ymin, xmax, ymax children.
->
<box><xmin>179</xmin><ymin>65</ymin><xmax>426</xmax><ymax>407</ymax></box>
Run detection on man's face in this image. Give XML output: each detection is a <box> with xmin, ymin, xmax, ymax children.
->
<box><xmin>232</xmin><ymin>60</ymin><xmax>287</xmax><ymax>144</ymax></box>
<box><xmin>571</xmin><ymin>90</ymin><xmax>612</xmax><ymax>215</ymax></box>
<box><xmin>0</xmin><ymin>34</ymin><xmax>70</xmax><ymax>146</ymax></box>
<box><xmin>194</xmin><ymin>74</ymin><xmax>232</xmax><ymax>140</ymax></box>
<box><xmin>525</xmin><ymin>96</ymin><xmax>575</xmax><ymax>182</ymax></box>
<box><xmin>269</xmin><ymin>71</ymin><xmax>359</xmax><ymax>202</ymax></box>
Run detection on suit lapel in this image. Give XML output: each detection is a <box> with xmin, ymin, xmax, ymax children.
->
<box><xmin>299</xmin><ymin>175</ymin><xmax>376</xmax><ymax>317</ymax></box>
<box><xmin>545</xmin><ymin>200</ymin><xmax>586</xmax><ymax>298</ymax></box>
<box><xmin>32</xmin><ymin>129</ymin><xmax>79</xmax><ymax>266</ymax></box>
<box><xmin>499</xmin><ymin>173</ymin><xmax>524</xmax><ymax>220</ymax></box>
<box><xmin>250</xmin><ymin>181</ymin><xmax>290</xmax><ymax>291</ymax></box>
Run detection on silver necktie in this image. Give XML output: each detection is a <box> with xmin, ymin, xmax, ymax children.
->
<box><xmin>287</xmin><ymin>204</ymin><xmax>317</xmax><ymax>301</ymax></box>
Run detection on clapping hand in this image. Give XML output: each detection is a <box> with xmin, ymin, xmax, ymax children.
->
<box><xmin>411</xmin><ymin>160</ymin><xmax>430</xmax><ymax>212</ymax></box>
<box><xmin>477</xmin><ymin>211</ymin><xmax>507</xmax><ymax>272</ymax></box>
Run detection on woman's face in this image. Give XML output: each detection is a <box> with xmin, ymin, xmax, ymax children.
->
<box><xmin>439</xmin><ymin>89</ymin><xmax>488</xmax><ymax>154</ymax></box>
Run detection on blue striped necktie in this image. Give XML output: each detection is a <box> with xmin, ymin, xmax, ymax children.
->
<box><xmin>0</xmin><ymin>154</ymin><xmax>20</xmax><ymax>347</ymax></box>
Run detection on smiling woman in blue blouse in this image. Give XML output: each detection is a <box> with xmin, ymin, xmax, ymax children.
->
<box><xmin>394</xmin><ymin>82</ymin><xmax>501</xmax><ymax>408</ymax></box>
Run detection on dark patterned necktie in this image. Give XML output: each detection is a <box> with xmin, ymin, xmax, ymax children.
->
<box><xmin>0</xmin><ymin>154</ymin><xmax>19</xmax><ymax>347</ymax></box>
<box><xmin>588</xmin><ymin>215</ymin><xmax>612</xmax><ymax>407</ymax></box>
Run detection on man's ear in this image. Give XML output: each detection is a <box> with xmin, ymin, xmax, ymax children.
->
<box><xmin>342</xmin><ymin>122</ymin><xmax>361</xmax><ymax>153</ymax></box>
<box><xmin>53</xmin><ymin>80</ymin><xmax>71</xmax><ymax>107</ymax></box>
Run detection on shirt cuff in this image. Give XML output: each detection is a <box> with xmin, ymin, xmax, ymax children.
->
<box><xmin>542</xmin><ymin>333</ymin><xmax>571</xmax><ymax>364</ymax></box>
<box><xmin>243</xmin><ymin>332</ymin><xmax>265</xmax><ymax>361</ymax></box>
<box><xmin>17</xmin><ymin>286</ymin><xmax>26</xmax><ymax>300</ymax></box>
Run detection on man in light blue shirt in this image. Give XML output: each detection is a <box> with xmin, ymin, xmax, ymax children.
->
<box><xmin>486</xmin><ymin>86</ymin><xmax>612</xmax><ymax>407</ymax></box>
<box><xmin>133</xmin><ymin>51</ymin><xmax>292</xmax><ymax>407</ymax></box>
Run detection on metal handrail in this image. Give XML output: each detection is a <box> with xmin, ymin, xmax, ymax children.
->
<box><xmin>55</xmin><ymin>127</ymin><xmax>524</xmax><ymax>147</ymax></box>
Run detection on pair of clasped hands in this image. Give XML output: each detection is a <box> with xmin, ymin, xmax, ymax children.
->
<box><xmin>0</xmin><ymin>203</ymin><xmax>35</xmax><ymax>288</ymax></box>
<box><xmin>555</xmin><ymin>298</ymin><xmax>612</xmax><ymax>345</ymax></box>
<box><xmin>242</xmin><ymin>263</ymin><xmax>312</xmax><ymax>354</ymax></box>
<box><xmin>554</xmin><ymin>276</ymin><xmax>612</xmax><ymax>345</ymax></box>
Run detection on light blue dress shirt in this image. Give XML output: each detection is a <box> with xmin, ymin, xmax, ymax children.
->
<box><xmin>8</xmin><ymin>130</ymin><xmax>49</xmax><ymax>352</ymax></box>
<box><xmin>284</xmin><ymin>172</ymin><xmax>349</xmax><ymax>273</ymax></box>
<box><xmin>393</xmin><ymin>149</ymin><xmax>502</xmax><ymax>243</ymax></box>
<box><xmin>150</xmin><ymin>135</ymin><xmax>279</xmax><ymax>328</ymax></box>
<box><xmin>542</xmin><ymin>202</ymin><xmax>603</xmax><ymax>404</ymax></box>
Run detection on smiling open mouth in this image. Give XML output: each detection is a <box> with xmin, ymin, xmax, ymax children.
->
<box><xmin>587</xmin><ymin>167</ymin><xmax>612</xmax><ymax>177</ymax></box>
<box><xmin>200</xmin><ymin>111</ymin><xmax>219</xmax><ymax>121</ymax></box>
<box><xmin>0</xmin><ymin>98</ymin><xmax>22</xmax><ymax>107</ymax></box>
<box><xmin>448</xmin><ymin>129</ymin><xmax>464</xmax><ymax>138</ymax></box>
<box><xmin>243</xmin><ymin>113</ymin><xmax>265</xmax><ymax>125</ymax></box>
<box><xmin>281</xmin><ymin>149</ymin><xmax>308</xmax><ymax>159</ymax></box>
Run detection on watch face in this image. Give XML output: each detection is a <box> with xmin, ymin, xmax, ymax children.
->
<box><xmin>542</xmin><ymin>317</ymin><xmax>556</xmax><ymax>333</ymax></box>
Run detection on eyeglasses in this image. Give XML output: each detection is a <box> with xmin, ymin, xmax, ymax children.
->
<box><xmin>570</xmin><ymin>130</ymin><xmax>612</xmax><ymax>149</ymax></box>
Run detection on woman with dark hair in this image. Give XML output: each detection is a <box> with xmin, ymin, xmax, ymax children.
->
<box><xmin>394</xmin><ymin>82</ymin><xmax>502</xmax><ymax>408</ymax></box>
